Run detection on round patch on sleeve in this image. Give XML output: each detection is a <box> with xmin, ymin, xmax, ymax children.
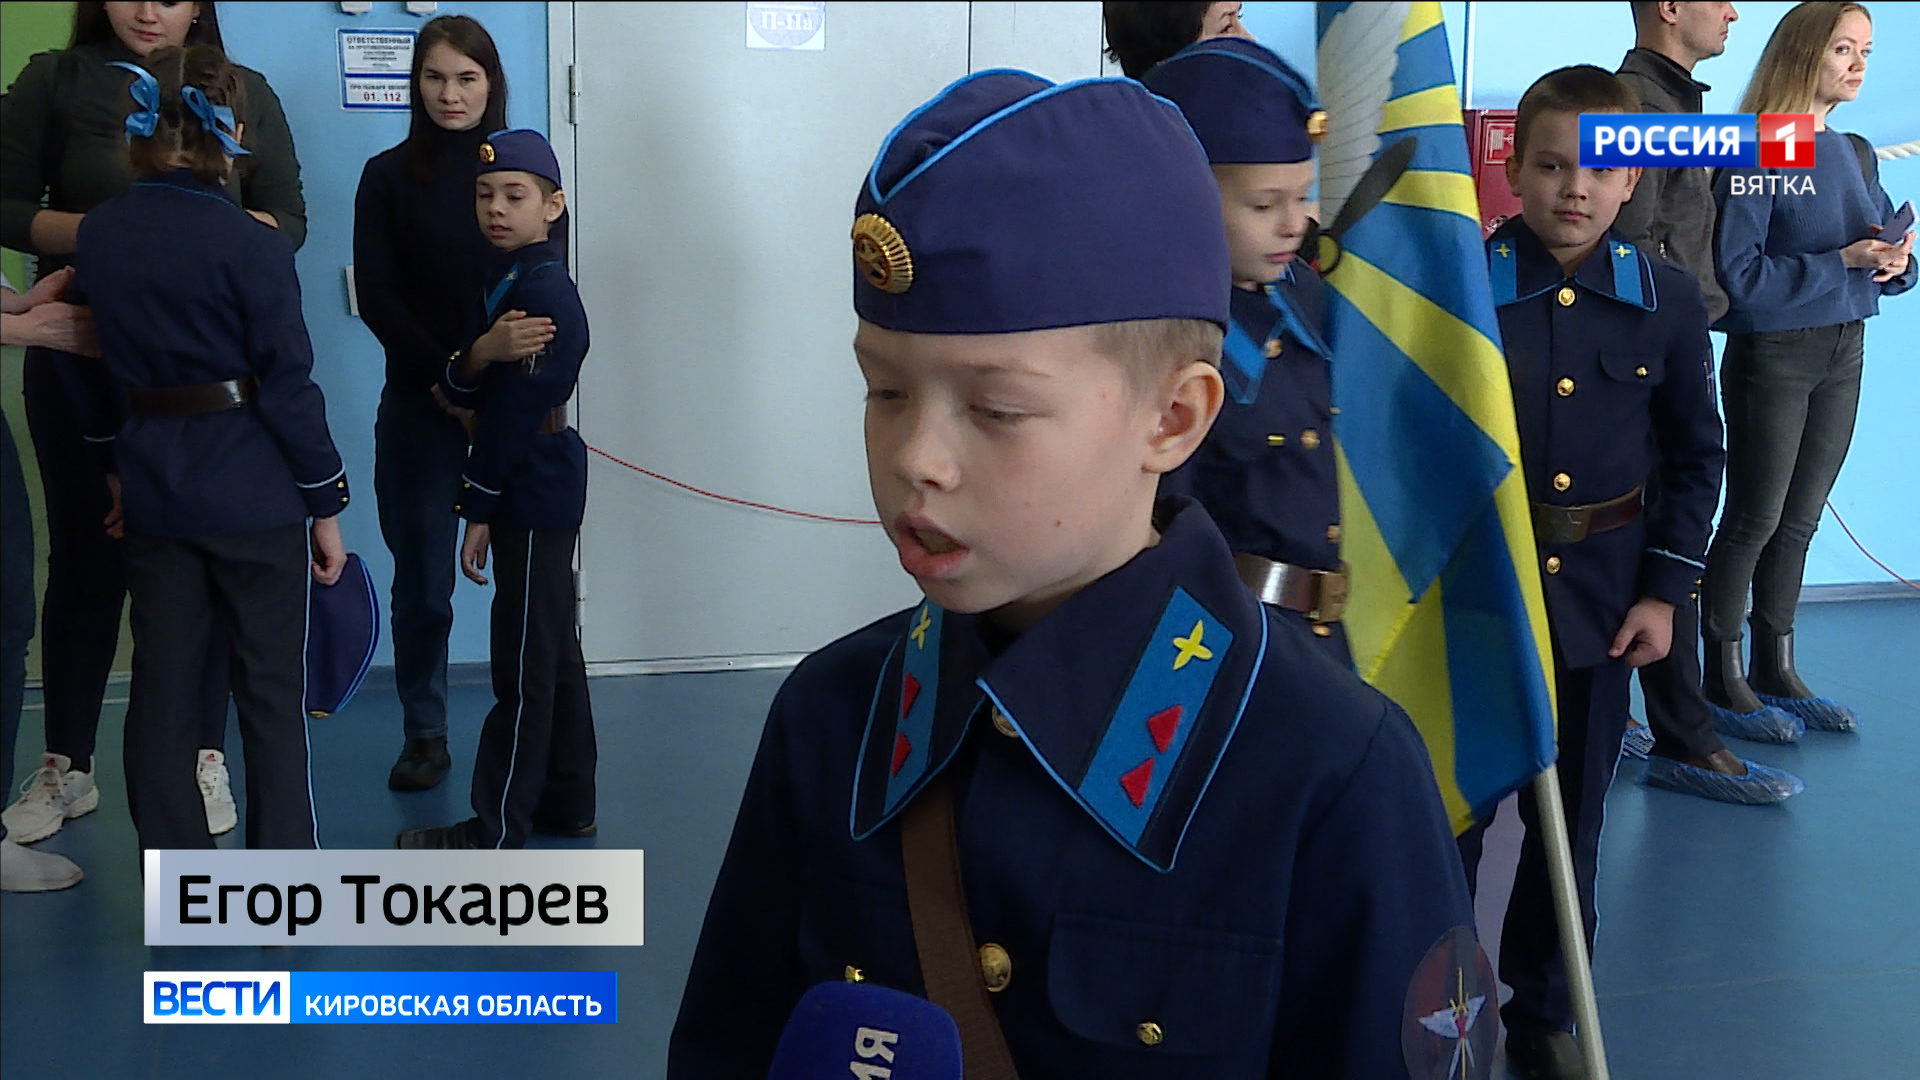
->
<box><xmin>1401</xmin><ymin>924</ymin><xmax>1498</xmax><ymax>1080</ymax></box>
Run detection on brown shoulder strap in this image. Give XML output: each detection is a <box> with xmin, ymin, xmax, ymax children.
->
<box><xmin>899</xmin><ymin>774</ymin><xmax>1021</xmax><ymax>1080</ymax></box>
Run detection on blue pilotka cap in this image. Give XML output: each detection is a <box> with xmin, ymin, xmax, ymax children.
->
<box><xmin>851</xmin><ymin>70</ymin><xmax>1230</xmax><ymax>333</ymax></box>
<box><xmin>306</xmin><ymin>553</ymin><xmax>380</xmax><ymax>719</ymax></box>
<box><xmin>1140</xmin><ymin>36</ymin><xmax>1325</xmax><ymax>165</ymax></box>
<box><xmin>477</xmin><ymin>128</ymin><xmax>564</xmax><ymax>190</ymax></box>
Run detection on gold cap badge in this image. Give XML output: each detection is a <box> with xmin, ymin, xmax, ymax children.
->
<box><xmin>852</xmin><ymin>213</ymin><xmax>913</xmax><ymax>295</ymax></box>
<box><xmin>1306</xmin><ymin>110</ymin><xmax>1328</xmax><ymax>141</ymax></box>
<box><xmin>479</xmin><ymin>142</ymin><xmax>496</xmax><ymax>164</ymax></box>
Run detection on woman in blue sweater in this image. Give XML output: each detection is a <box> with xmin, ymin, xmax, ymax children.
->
<box><xmin>353</xmin><ymin>15</ymin><xmax>514</xmax><ymax>793</ymax></box>
<box><xmin>1706</xmin><ymin>1</ymin><xmax>1912</xmax><ymax>732</ymax></box>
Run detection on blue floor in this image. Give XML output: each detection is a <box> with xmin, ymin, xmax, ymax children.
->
<box><xmin>3</xmin><ymin>598</ymin><xmax>1916</xmax><ymax>1077</ymax></box>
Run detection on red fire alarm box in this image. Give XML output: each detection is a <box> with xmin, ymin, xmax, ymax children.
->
<box><xmin>1466</xmin><ymin>109</ymin><xmax>1521</xmax><ymax>239</ymax></box>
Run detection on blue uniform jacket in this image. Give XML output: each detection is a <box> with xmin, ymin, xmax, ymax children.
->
<box><xmin>67</xmin><ymin>170</ymin><xmax>347</xmax><ymax>538</ymax></box>
<box><xmin>442</xmin><ymin>239</ymin><xmax>588</xmax><ymax>531</ymax></box>
<box><xmin>1161</xmin><ymin>266</ymin><xmax>1339</xmax><ymax>576</ymax></box>
<box><xmin>670</xmin><ymin>498</ymin><xmax>1477</xmax><ymax>1079</ymax></box>
<box><xmin>1489</xmin><ymin>221</ymin><xmax>1725</xmax><ymax>669</ymax></box>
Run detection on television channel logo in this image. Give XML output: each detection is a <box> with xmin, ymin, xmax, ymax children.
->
<box><xmin>1580</xmin><ymin>114</ymin><xmax>1816</xmax><ymax>169</ymax></box>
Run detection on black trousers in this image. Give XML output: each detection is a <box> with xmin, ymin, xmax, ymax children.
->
<box><xmin>1459</xmin><ymin>655</ymin><xmax>1629</xmax><ymax>1034</ymax></box>
<box><xmin>23</xmin><ymin>349</ymin><xmax>227</xmax><ymax>768</ymax></box>
<box><xmin>1640</xmin><ymin>589</ymin><xmax>1724</xmax><ymax>761</ymax></box>
<box><xmin>469</xmin><ymin>526</ymin><xmax>596</xmax><ymax>849</ymax></box>
<box><xmin>123</xmin><ymin>526</ymin><xmax>317</xmax><ymax>853</ymax></box>
<box><xmin>1703</xmin><ymin>323</ymin><xmax>1864</xmax><ymax>643</ymax></box>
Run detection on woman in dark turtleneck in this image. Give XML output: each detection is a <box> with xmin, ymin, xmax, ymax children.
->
<box><xmin>354</xmin><ymin>14</ymin><xmax>516</xmax><ymax>793</ymax></box>
<box><xmin>0</xmin><ymin>1</ymin><xmax>304</xmax><ymax>843</ymax></box>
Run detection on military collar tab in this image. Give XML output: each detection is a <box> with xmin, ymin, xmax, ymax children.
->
<box><xmin>1488</xmin><ymin>231</ymin><xmax>1657</xmax><ymax>313</ymax></box>
<box><xmin>849</xmin><ymin>500</ymin><xmax>1268</xmax><ymax>872</ymax></box>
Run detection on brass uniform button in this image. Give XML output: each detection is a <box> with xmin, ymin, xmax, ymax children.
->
<box><xmin>1556</xmin><ymin>377</ymin><xmax>1575</xmax><ymax>397</ymax></box>
<box><xmin>1312</xmin><ymin>624</ymin><xmax>1333</xmax><ymax>637</ymax></box>
<box><xmin>1264</xmin><ymin>338</ymin><xmax>1284</xmax><ymax>359</ymax></box>
<box><xmin>1556</xmin><ymin>286</ymin><xmax>1576</xmax><ymax>307</ymax></box>
<box><xmin>1552</xmin><ymin>472</ymin><xmax>1571</xmax><ymax>493</ymax></box>
<box><xmin>336</xmin><ymin>480</ymin><xmax>347</xmax><ymax>488</ymax></box>
<box><xmin>979</xmin><ymin>943</ymin><xmax>1012</xmax><ymax>992</ymax></box>
<box><xmin>844</xmin><ymin>965</ymin><xmax>865</xmax><ymax>983</ymax></box>
<box><xmin>1137</xmin><ymin>1021</ymin><xmax>1164</xmax><ymax>1047</ymax></box>
<box><xmin>1267</xmin><ymin>434</ymin><xmax>1286</xmax><ymax>447</ymax></box>
<box><xmin>1300</xmin><ymin>429</ymin><xmax>1321</xmax><ymax>450</ymax></box>
<box><xmin>1546</xmin><ymin>555</ymin><xmax>1562</xmax><ymax>574</ymax></box>
<box><xmin>1326</xmin><ymin>524</ymin><xmax>1341</xmax><ymax>542</ymax></box>
<box><xmin>1329</xmin><ymin>405</ymin><xmax>1341</xmax><ymax>415</ymax></box>
<box><xmin>1635</xmin><ymin>366</ymin><xmax>1649</xmax><ymax>378</ymax></box>
<box><xmin>453</xmin><ymin>504</ymin><xmax>462</xmax><ymax>512</ymax></box>
<box><xmin>991</xmin><ymin>709</ymin><xmax>1018</xmax><ymax>738</ymax></box>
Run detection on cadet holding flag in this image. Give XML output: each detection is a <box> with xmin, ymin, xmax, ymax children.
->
<box><xmin>671</xmin><ymin>69</ymin><xmax>1482</xmax><ymax>1079</ymax></box>
<box><xmin>1146</xmin><ymin>36</ymin><xmax>1351</xmax><ymax>663</ymax></box>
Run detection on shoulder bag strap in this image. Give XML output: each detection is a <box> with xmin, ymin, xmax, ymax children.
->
<box><xmin>900</xmin><ymin>774</ymin><xmax>1021</xmax><ymax>1080</ymax></box>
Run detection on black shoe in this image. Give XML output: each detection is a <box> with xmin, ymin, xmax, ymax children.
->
<box><xmin>1505</xmin><ymin>1027</ymin><xmax>1586</xmax><ymax>1080</ymax></box>
<box><xmin>396</xmin><ymin>818</ymin><xmax>483</xmax><ymax>849</ymax></box>
<box><xmin>387</xmin><ymin>737</ymin><xmax>451</xmax><ymax>792</ymax></box>
<box><xmin>531</xmin><ymin>817</ymin><xmax>597</xmax><ymax>839</ymax></box>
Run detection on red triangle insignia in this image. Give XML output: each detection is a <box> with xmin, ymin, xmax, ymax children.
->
<box><xmin>1146</xmin><ymin>705</ymin><xmax>1182</xmax><ymax>755</ymax></box>
<box><xmin>1119</xmin><ymin>758</ymin><xmax>1155</xmax><ymax>809</ymax></box>
<box><xmin>891</xmin><ymin>732</ymin><xmax>913</xmax><ymax>777</ymax></box>
<box><xmin>900</xmin><ymin>673</ymin><xmax>921</xmax><ymax>717</ymax></box>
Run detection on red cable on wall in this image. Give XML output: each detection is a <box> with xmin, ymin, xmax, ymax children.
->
<box><xmin>586</xmin><ymin>447</ymin><xmax>1918</xmax><ymax>591</ymax></box>
<box><xmin>1824</xmin><ymin>499</ymin><xmax>1920</xmax><ymax>592</ymax></box>
<box><xmin>588</xmin><ymin>444</ymin><xmax>882</xmax><ymax>526</ymax></box>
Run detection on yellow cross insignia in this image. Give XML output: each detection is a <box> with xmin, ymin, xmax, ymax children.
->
<box><xmin>1614</xmin><ymin>244</ymin><xmax>1632</xmax><ymax>258</ymax></box>
<box><xmin>910</xmin><ymin>606</ymin><xmax>931</xmax><ymax>650</ymax></box>
<box><xmin>1171</xmin><ymin>620</ymin><xmax>1214</xmax><ymax>670</ymax></box>
<box><xmin>1494</xmin><ymin>243</ymin><xmax>1511</xmax><ymax>258</ymax></box>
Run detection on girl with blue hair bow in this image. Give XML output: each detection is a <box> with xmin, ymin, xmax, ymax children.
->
<box><xmin>0</xmin><ymin>2</ymin><xmax>306</xmax><ymax>851</ymax></box>
<box><xmin>62</xmin><ymin>45</ymin><xmax>353</xmax><ymax>859</ymax></box>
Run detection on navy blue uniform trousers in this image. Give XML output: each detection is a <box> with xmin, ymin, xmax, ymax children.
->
<box><xmin>1459</xmin><ymin>654</ymin><xmax>1629</xmax><ymax>1034</ymax></box>
<box><xmin>123</xmin><ymin>526</ymin><xmax>316</xmax><ymax>853</ymax></box>
<box><xmin>469</xmin><ymin>526</ymin><xmax>595</xmax><ymax>848</ymax></box>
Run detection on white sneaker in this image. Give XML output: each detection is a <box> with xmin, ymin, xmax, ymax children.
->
<box><xmin>0</xmin><ymin>836</ymin><xmax>83</xmax><ymax>892</ymax></box>
<box><xmin>1</xmin><ymin>753</ymin><xmax>100</xmax><ymax>844</ymax></box>
<box><xmin>198</xmin><ymin>749</ymin><xmax>238</xmax><ymax>837</ymax></box>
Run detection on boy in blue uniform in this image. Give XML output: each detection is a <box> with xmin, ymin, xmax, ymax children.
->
<box><xmin>398</xmin><ymin>129</ymin><xmax>594</xmax><ymax>850</ymax></box>
<box><xmin>1144</xmin><ymin>37</ymin><xmax>1349</xmax><ymax>662</ymax></box>
<box><xmin>670</xmin><ymin>71</ymin><xmax>1483</xmax><ymax>1079</ymax></box>
<box><xmin>1463</xmin><ymin>66</ymin><xmax>1792</xmax><ymax>1079</ymax></box>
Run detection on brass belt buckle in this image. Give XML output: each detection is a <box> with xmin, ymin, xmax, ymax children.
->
<box><xmin>1308</xmin><ymin>566</ymin><xmax>1350</xmax><ymax>623</ymax></box>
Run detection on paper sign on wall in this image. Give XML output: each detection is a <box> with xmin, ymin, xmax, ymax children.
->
<box><xmin>746</xmin><ymin>1</ymin><xmax>825</xmax><ymax>51</ymax></box>
<box><xmin>339</xmin><ymin>28</ymin><xmax>416</xmax><ymax>111</ymax></box>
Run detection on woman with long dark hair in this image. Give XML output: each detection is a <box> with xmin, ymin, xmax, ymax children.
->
<box><xmin>0</xmin><ymin>1</ymin><xmax>305</xmax><ymax>845</ymax></box>
<box><xmin>354</xmin><ymin>14</ymin><xmax>513</xmax><ymax>792</ymax></box>
<box><xmin>1706</xmin><ymin>1</ymin><xmax>1912</xmax><ymax>732</ymax></box>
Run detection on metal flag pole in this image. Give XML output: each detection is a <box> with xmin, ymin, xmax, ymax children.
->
<box><xmin>1532</xmin><ymin>764</ymin><xmax>1610</xmax><ymax>1080</ymax></box>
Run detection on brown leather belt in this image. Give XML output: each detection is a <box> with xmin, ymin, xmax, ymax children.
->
<box><xmin>126</xmin><ymin>376</ymin><xmax>256</xmax><ymax>417</ymax></box>
<box><xmin>536</xmin><ymin>406</ymin><xmax>569</xmax><ymax>436</ymax></box>
<box><xmin>1532</xmin><ymin>485</ymin><xmax>1644</xmax><ymax>544</ymax></box>
<box><xmin>1233</xmin><ymin>554</ymin><xmax>1349</xmax><ymax>623</ymax></box>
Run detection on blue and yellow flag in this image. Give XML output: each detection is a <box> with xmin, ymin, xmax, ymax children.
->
<box><xmin>1315</xmin><ymin>1</ymin><xmax>1556</xmax><ymax>833</ymax></box>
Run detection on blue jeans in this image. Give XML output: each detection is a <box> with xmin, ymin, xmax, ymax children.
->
<box><xmin>373</xmin><ymin>385</ymin><xmax>472</xmax><ymax>741</ymax></box>
<box><xmin>3</xmin><ymin>415</ymin><xmax>38</xmax><ymax>841</ymax></box>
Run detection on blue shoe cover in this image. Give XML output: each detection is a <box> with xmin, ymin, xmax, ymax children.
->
<box><xmin>1620</xmin><ymin>722</ymin><xmax>1654</xmax><ymax>760</ymax></box>
<box><xmin>1643</xmin><ymin>756</ymin><xmax>1804</xmax><ymax>805</ymax></box>
<box><xmin>1710</xmin><ymin>701</ymin><xmax>1804</xmax><ymax>744</ymax></box>
<box><xmin>1758</xmin><ymin>693</ymin><xmax>1858</xmax><ymax>733</ymax></box>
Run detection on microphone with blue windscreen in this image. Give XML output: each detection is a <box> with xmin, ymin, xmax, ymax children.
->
<box><xmin>766</xmin><ymin>981</ymin><xmax>963</xmax><ymax>1080</ymax></box>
